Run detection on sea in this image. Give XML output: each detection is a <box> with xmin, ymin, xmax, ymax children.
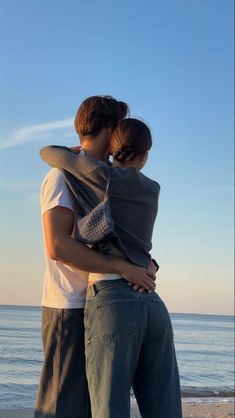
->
<box><xmin>0</xmin><ymin>305</ymin><xmax>234</xmax><ymax>410</ymax></box>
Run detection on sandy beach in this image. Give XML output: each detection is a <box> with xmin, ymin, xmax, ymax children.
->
<box><xmin>182</xmin><ymin>402</ymin><xmax>234</xmax><ymax>417</ymax></box>
<box><xmin>0</xmin><ymin>402</ymin><xmax>234</xmax><ymax>418</ymax></box>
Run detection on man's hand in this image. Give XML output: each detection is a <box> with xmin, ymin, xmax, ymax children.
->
<box><xmin>122</xmin><ymin>263</ymin><xmax>156</xmax><ymax>292</ymax></box>
<box><xmin>43</xmin><ymin>207</ymin><xmax>157</xmax><ymax>288</ymax></box>
<box><xmin>148</xmin><ymin>259</ymin><xmax>159</xmax><ymax>276</ymax></box>
<box><xmin>43</xmin><ymin>206</ymin><xmax>158</xmax><ymax>290</ymax></box>
<box><xmin>130</xmin><ymin>259</ymin><xmax>158</xmax><ymax>293</ymax></box>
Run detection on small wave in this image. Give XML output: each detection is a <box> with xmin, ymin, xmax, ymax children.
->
<box><xmin>0</xmin><ymin>383</ymin><xmax>38</xmax><ymax>409</ymax></box>
<box><xmin>182</xmin><ymin>397</ymin><xmax>235</xmax><ymax>404</ymax></box>
<box><xmin>181</xmin><ymin>386</ymin><xmax>235</xmax><ymax>398</ymax></box>
<box><xmin>0</xmin><ymin>357</ymin><xmax>42</xmax><ymax>365</ymax></box>
<box><xmin>130</xmin><ymin>386</ymin><xmax>235</xmax><ymax>401</ymax></box>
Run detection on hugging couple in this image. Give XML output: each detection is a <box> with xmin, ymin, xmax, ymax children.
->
<box><xmin>35</xmin><ymin>96</ymin><xmax>182</xmax><ymax>418</ymax></box>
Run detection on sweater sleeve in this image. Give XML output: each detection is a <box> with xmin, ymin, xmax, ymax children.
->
<box><xmin>40</xmin><ymin>145</ymin><xmax>102</xmax><ymax>179</ymax></box>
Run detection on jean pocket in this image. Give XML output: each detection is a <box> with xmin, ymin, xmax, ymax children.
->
<box><xmin>153</xmin><ymin>296</ymin><xmax>174</xmax><ymax>338</ymax></box>
<box><xmin>97</xmin><ymin>299</ymin><xmax>137</xmax><ymax>343</ymax></box>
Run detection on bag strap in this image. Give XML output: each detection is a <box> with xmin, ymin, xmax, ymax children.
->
<box><xmin>104</xmin><ymin>170</ymin><xmax>111</xmax><ymax>198</ymax></box>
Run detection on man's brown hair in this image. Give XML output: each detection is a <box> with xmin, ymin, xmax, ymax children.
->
<box><xmin>74</xmin><ymin>96</ymin><xmax>129</xmax><ymax>138</ymax></box>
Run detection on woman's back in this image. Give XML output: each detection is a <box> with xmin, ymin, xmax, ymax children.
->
<box><xmin>109</xmin><ymin>166</ymin><xmax>160</xmax><ymax>266</ymax></box>
<box><xmin>40</xmin><ymin>146</ymin><xmax>160</xmax><ymax>268</ymax></box>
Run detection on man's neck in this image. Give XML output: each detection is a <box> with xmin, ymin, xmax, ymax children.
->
<box><xmin>82</xmin><ymin>147</ymin><xmax>109</xmax><ymax>162</ymax></box>
<box><xmin>80</xmin><ymin>129</ymin><xmax>110</xmax><ymax>162</ymax></box>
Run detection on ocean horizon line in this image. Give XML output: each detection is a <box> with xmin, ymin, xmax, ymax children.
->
<box><xmin>0</xmin><ymin>303</ymin><xmax>233</xmax><ymax>318</ymax></box>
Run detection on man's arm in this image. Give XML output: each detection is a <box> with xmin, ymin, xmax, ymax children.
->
<box><xmin>43</xmin><ymin>206</ymin><xmax>156</xmax><ymax>291</ymax></box>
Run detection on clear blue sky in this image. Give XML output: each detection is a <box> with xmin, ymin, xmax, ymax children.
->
<box><xmin>0</xmin><ymin>0</ymin><xmax>234</xmax><ymax>314</ymax></box>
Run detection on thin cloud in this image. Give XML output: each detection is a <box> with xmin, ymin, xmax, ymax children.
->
<box><xmin>0</xmin><ymin>117</ymin><xmax>74</xmax><ymax>150</ymax></box>
<box><xmin>24</xmin><ymin>193</ymin><xmax>40</xmax><ymax>203</ymax></box>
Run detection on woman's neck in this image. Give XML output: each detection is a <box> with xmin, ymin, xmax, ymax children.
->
<box><xmin>112</xmin><ymin>159</ymin><xmax>140</xmax><ymax>170</ymax></box>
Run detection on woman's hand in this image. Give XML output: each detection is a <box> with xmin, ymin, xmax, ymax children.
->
<box><xmin>70</xmin><ymin>146</ymin><xmax>82</xmax><ymax>154</ymax></box>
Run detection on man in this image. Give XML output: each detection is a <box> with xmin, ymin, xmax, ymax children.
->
<box><xmin>35</xmin><ymin>96</ymin><xmax>156</xmax><ymax>418</ymax></box>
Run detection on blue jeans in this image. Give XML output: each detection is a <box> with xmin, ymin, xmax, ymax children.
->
<box><xmin>84</xmin><ymin>279</ymin><xmax>182</xmax><ymax>418</ymax></box>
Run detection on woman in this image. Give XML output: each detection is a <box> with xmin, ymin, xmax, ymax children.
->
<box><xmin>40</xmin><ymin>118</ymin><xmax>182</xmax><ymax>418</ymax></box>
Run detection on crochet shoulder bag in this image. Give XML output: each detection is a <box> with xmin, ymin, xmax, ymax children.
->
<box><xmin>76</xmin><ymin>174</ymin><xmax>114</xmax><ymax>244</ymax></box>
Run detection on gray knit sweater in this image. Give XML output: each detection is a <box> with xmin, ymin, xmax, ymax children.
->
<box><xmin>40</xmin><ymin>146</ymin><xmax>160</xmax><ymax>268</ymax></box>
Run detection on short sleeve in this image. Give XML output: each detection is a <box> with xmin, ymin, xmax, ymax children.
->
<box><xmin>40</xmin><ymin>168</ymin><xmax>75</xmax><ymax>215</ymax></box>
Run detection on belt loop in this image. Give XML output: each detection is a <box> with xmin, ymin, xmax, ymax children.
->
<box><xmin>90</xmin><ymin>284</ymin><xmax>97</xmax><ymax>297</ymax></box>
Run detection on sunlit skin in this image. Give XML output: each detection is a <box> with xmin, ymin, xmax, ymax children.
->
<box><xmin>79</xmin><ymin>128</ymin><xmax>111</xmax><ymax>162</ymax></box>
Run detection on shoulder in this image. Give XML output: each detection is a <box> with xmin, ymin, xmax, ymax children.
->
<box><xmin>137</xmin><ymin>170</ymin><xmax>160</xmax><ymax>192</ymax></box>
<box><xmin>41</xmin><ymin>168</ymin><xmax>75</xmax><ymax>215</ymax></box>
<box><xmin>143</xmin><ymin>175</ymin><xmax>161</xmax><ymax>198</ymax></box>
<box><xmin>41</xmin><ymin>168</ymin><xmax>69</xmax><ymax>198</ymax></box>
<box><xmin>41</xmin><ymin>167</ymin><xmax>67</xmax><ymax>188</ymax></box>
<box><xmin>113</xmin><ymin>167</ymin><xmax>160</xmax><ymax>190</ymax></box>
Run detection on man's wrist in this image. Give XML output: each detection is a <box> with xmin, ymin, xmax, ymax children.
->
<box><xmin>110</xmin><ymin>256</ymin><xmax>130</xmax><ymax>276</ymax></box>
<box><xmin>151</xmin><ymin>258</ymin><xmax>159</xmax><ymax>271</ymax></box>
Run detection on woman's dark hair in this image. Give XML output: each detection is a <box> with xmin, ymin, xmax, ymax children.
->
<box><xmin>74</xmin><ymin>96</ymin><xmax>129</xmax><ymax>137</ymax></box>
<box><xmin>110</xmin><ymin>118</ymin><xmax>152</xmax><ymax>162</ymax></box>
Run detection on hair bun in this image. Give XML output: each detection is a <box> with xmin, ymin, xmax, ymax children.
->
<box><xmin>114</xmin><ymin>145</ymin><xmax>135</xmax><ymax>162</ymax></box>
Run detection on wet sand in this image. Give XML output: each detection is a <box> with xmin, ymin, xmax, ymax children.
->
<box><xmin>0</xmin><ymin>402</ymin><xmax>234</xmax><ymax>418</ymax></box>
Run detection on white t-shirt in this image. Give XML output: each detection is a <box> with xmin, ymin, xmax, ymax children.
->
<box><xmin>40</xmin><ymin>168</ymin><xmax>89</xmax><ymax>309</ymax></box>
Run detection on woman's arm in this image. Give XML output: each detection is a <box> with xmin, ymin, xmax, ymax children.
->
<box><xmin>40</xmin><ymin>145</ymin><xmax>102</xmax><ymax>179</ymax></box>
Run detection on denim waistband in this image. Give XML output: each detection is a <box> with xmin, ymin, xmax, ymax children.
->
<box><xmin>86</xmin><ymin>279</ymin><xmax>159</xmax><ymax>302</ymax></box>
<box><xmin>86</xmin><ymin>279</ymin><xmax>129</xmax><ymax>298</ymax></box>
